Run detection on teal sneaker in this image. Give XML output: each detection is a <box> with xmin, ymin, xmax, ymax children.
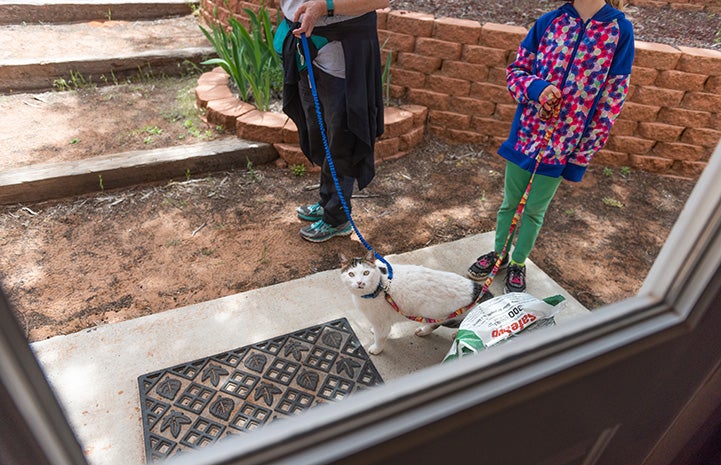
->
<box><xmin>300</xmin><ymin>220</ymin><xmax>352</xmax><ymax>243</ymax></box>
<box><xmin>296</xmin><ymin>202</ymin><xmax>324</xmax><ymax>221</ymax></box>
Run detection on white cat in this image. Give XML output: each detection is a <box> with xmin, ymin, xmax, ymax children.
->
<box><xmin>339</xmin><ymin>251</ymin><xmax>492</xmax><ymax>355</ymax></box>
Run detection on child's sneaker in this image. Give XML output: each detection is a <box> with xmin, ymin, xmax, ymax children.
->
<box><xmin>300</xmin><ymin>220</ymin><xmax>352</xmax><ymax>242</ymax></box>
<box><xmin>296</xmin><ymin>203</ymin><xmax>324</xmax><ymax>221</ymax></box>
<box><xmin>467</xmin><ymin>251</ymin><xmax>508</xmax><ymax>281</ymax></box>
<box><xmin>505</xmin><ymin>263</ymin><xmax>527</xmax><ymax>293</ymax></box>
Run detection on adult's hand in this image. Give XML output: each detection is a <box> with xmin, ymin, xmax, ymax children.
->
<box><xmin>292</xmin><ymin>1</ymin><xmax>326</xmax><ymax>37</ymax></box>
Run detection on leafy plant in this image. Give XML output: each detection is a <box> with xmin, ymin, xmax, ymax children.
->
<box><xmin>620</xmin><ymin>166</ymin><xmax>631</xmax><ymax>177</ymax></box>
<box><xmin>382</xmin><ymin>48</ymin><xmax>393</xmax><ymax>106</ymax></box>
<box><xmin>291</xmin><ymin>164</ymin><xmax>306</xmax><ymax>176</ymax></box>
<box><xmin>602</xmin><ymin>197</ymin><xmax>624</xmax><ymax>208</ymax></box>
<box><xmin>199</xmin><ymin>6</ymin><xmax>282</xmax><ymax>111</ymax></box>
<box><xmin>602</xmin><ymin>166</ymin><xmax>613</xmax><ymax>177</ymax></box>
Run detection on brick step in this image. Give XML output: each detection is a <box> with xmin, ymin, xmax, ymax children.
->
<box><xmin>0</xmin><ymin>14</ymin><xmax>213</xmax><ymax>93</ymax></box>
<box><xmin>0</xmin><ymin>0</ymin><xmax>199</xmax><ymax>25</ymax></box>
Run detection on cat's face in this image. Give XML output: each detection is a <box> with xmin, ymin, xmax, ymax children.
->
<box><xmin>339</xmin><ymin>252</ymin><xmax>382</xmax><ymax>296</ymax></box>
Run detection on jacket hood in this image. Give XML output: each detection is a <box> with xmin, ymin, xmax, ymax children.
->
<box><xmin>560</xmin><ymin>2</ymin><xmax>626</xmax><ymax>23</ymax></box>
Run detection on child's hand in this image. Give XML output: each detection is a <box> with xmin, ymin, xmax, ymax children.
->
<box><xmin>539</xmin><ymin>85</ymin><xmax>561</xmax><ymax>120</ymax></box>
<box><xmin>539</xmin><ymin>85</ymin><xmax>562</xmax><ymax>111</ymax></box>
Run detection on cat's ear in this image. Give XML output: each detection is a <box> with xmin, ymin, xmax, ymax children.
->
<box><xmin>339</xmin><ymin>252</ymin><xmax>349</xmax><ymax>267</ymax></box>
<box><xmin>364</xmin><ymin>249</ymin><xmax>375</xmax><ymax>263</ymax></box>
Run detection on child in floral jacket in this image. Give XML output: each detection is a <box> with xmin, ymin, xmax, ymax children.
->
<box><xmin>468</xmin><ymin>0</ymin><xmax>634</xmax><ymax>293</ymax></box>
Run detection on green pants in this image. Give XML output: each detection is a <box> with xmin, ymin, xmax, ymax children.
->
<box><xmin>495</xmin><ymin>161</ymin><xmax>562</xmax><ymax>264</ymax></box>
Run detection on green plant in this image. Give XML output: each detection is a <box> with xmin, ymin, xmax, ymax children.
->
<box><xmin>602</xmin><ymin>197</ymin><xmax>624</xmax><ymax>208</ymax></box>
<box><xmin>602</xmin><ymin>166</ymin><xmax>613</xmax><ymax>177</ymax></box>
<box><xmin>291</xmin><ymin>164</ymin><xmax>306</xmax><ymax>176</ymax></box>
<box><xmin>199</xmin><ymin>6</ymin><xmax>282</xmax><ymax>111</ymax></box>
<box><xmin>564</xmin><ymin>208</ymin><xmax>575</xmax><ymax>216</ymax></box>
<box><xmin>69</xmin><ymin>138</ymin><xmax>80</xmax><ymax>144</ymax></box>
<box><xmin>246</xmin><ymin>157</ymin><xmax>258</xmax><ymax>181</ymax></box>
<box><xmin>53</xmin><ymin>70</ymin><xmax>94</xmax><ymax>91</ymax></box>
<box><xmin>98</xmin><ymin>174</ymin><xmax>104</xmax><ymax>192</ymax></box>
<box><xmin>185</xmin><ymin>168</ymin><xmax>191</xmax><ymax>181</ymax></box>
<box><xmin>620</xmin><ymin>166</ymin><xmax>631</xmax><ymax>177</ymax></box>
<box><xmin>381</xmin><ymin>39</ymin><xmax>393</xmax><ymax>106</ymax></box>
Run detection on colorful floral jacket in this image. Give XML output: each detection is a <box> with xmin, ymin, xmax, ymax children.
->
<box><xmin>499</xmin><ymin>2</ymin><xmax>634</xmax><ymax>181</ymax></box>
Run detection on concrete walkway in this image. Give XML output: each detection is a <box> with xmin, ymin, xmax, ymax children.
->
<box><xmin>30</xmin><ymin>232</ymin><xmax>587</xmax><ymax>465</ymax></box>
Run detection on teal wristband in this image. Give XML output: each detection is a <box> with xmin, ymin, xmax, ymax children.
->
<box><xmin>325</xmin><ymin>0</ymin><xmax>334</xmax><ymax>17</ymax></box>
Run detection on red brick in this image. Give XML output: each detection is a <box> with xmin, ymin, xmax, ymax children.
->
<box><xmin>400</xmin><ymin>126</ymin><xmax>426</xmax><ymax>151</ymax></box>
<box><xmin>606</xmin><ymin>135</ymin><xmax>655</xmax><ymax>154</ymax></box>
<box><xmin>608</xmin><ymin>120</ymin><xmax>637</xmax><ymax>138</ymax></box>
<box><xmin>441</xmin><ymin>61</ymin><xmax>489</xmax><ymax>82</ymax></box>
<box><xmin>637</xmin><ymin>122</ymin><xmax>684</xmax><ymax>142</ymax></box>
<box><xmin>681</xmin><ymin>128</ymin><xmax>721</xmax><ymax>147</ymax></box>
<box><xmin>399</xmin><ymin>104</ymin><xmax>429</xmax><ymax>126</ymax></box>
<box><xmin>494</xmin><ymin>103</ymin><xmax>517</xmax><ymax>121</ymax></box>
<box><xmin>273</xmin><ymin>143</ymin><xmax>319</xmax><ymax>172</ymax></box>
<box><xmin>653</xmin><ymin>142</ymin><xmax>707</xmax><ymax>161</ymax></box>
<box><xmin>595</xmin><ymin>149</ymin><xmax>631</xmax><ymax>167</ymax></box>
<box><xmin>629</xmin><ymin>154</ymin><xmax>675</xmax><ymax>173</ymax></box>
<box><xmin>390</xmin><ymin>67</ymin><xmax>427</xmax><ymax>89</ymax></box>
<box><xmin>282</xmin><ymin>118</ymin><xmax>298</xmax><ymax>144</ymax></box>
<box><xmin>450</xmin><ymin>96</ymin><xmax>495</xmax><ymax>117</ymax></box>
<box><xmin>195</xmin><ymin>83</ymin><xmax>234</xmax><ymax>108</ymax></box>
<box><xmin>631</xmin><ymin>0</ymin><xmax>666</xmax><ymax>6</ymax></box>
<box><xmin>677</xmin><ymin>46</ymin><xmax>721</xmax><ymax>75</ymax></box>
<box><xmin>479</xmin><ymin>23</ymin><xmax>527</xmax><ymax>50</ymax></box>
<box><xmin>709</xmin><ymin>113</ymin><xmax>721</xmax><ymax>131</ymax></box>
<box><xmin>707</xmin><ymin>76</ymin><xmax>721</xmax><ymax>93</ymax></box>
<box><xmin>486</xmin><ymin>66</ymin><xmax>508</xmax><ymax>86</ymax></box>
<box><xmin>236</xmin><ymin>110</ymin><xmax>288</xmax><ymax>143</ymax></box>
<box><xmin>428</xmin><ymin>110</ymin><xmax>471</xmax><ymax>129</ymax></box>
<box><xmin>433</xmin><ymin>17</ymin><xmax>482</xmax><ymax>44</ymax></box>
<box><xmin>630</xmin><ymin>66</ymin><xmax>658</xmax><ymax>86</ymax></box>
<box><xmin>206</xmin><ymin>97</ymin><xmax>255</xmax><ymax>129</ymax></box>
<box><xmin>470</xmin><ymin>82</ymin><xmax>515</xmax><ymax>104</ymax></box>
<box><xmin>671</xmin><ymin>3</ymin><xmax>706</xmax><ymax>10</ymax></box>
<box><xmin>406</xmin><ymin>88</ymin><xmax>450</xmax><ymax>110</ymax></box>
<box><xmin>462</xmin><ymin>44</ymin><xmax>508</xmax><ymax>66</ymax></box>
<box><xmin>470</xmin><ymin>116</ymin><xmax>512</xmax><ymax>136</ymax></box>
<box><xmin>654</xmin><ymin>70</ymin><xmax>708</xmax><ymax>91</ymax></box>
<box><xmin>633</xmin><ymin>41</ymin><xmax>682</xmax><ymax>70</ymax></box>
<box><xmin>427</xmin><ymin>74</ymin><xmax>470</xmax><ymax>96</ymax></box>
<box><xmin>374</xmin><ymin>137</ymin><xmax>401</xmax><ymax>161</ymax></box>
<box><xmin>657</xmin><ymin>107</ymin><xmax>711</xmax><ymax>127</ymax></box>
<box><xmin>386</xmin><ymin>10</ymin><xmax>435</xmax><ymax>37</ymax></box>
<box><xmin>675</xmin><ymin>160</ymin><xmax>708</xmax><ymax>178</ymax></box>
<box><xmin>377</xmin><ymin>30</ymin><xmax>416</xmax><ymax>53</ymax></box>
<box><xmin>630</xmin><ymin>86</ymin><xmax>685</xmax><ymax>107</ymax></box>
<box><xmin>376</xmin><ymin>7</ymin><xmax>390</xmax><ymax>30</ymax></box>
<box><xmin>388</xmin><ymin>84</ymin><xmax>406</xmax><ymax>100</ymax></box>
<box><xmin>443</xmin><ymin>127</ymin><xmax>489</xmax><ymax>145</ymax></box>
<box><xmin>681</xmin><ymin>92</ymin><xmax>721</xmax><ymax>112</ymax></box>
<box><xmin>618</xmin><ymin>102</ymin><xmax>661</xmax><ymax>122</ymax></box>
<box><xmin>381</xmin><ymin>106</ymin><xmax>415</xmax><ymax>138</ymax></box>
<box><xmin>415</xmin><ymin>37</ymin><xmax>463</xmax><ymax>60</ymax></box>
<box><xmin>396</xmin><ymin>52</ymin><xmax>442</xmax><ymax>73</ymax></box>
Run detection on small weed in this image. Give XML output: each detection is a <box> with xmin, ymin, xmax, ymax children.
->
<box><xmin>200</xmin><ymin>247</ymin><xmax>215</xmax><ymax>256</ymax></box>
<box><xmin>620</xmin><ymin>166</ymin><xmax>631</xmax><ymax>177</ymax></box>
<box><xmin>602</xmin><ymin>197</ymin><xmax>624</xmax><ymax>208</ymax></box>
<box><xmin>69</xmin><ymin>138</ymin><xmax>80</xmax><ymax>145</ymax></box>
<box><xmin>165</xmin><ymin>239</ymin><xmax>181</xmax><ymax>247</ymax></box>
<box><xmin>602</xmin><ymin>167</ymin><xmax>613</xmax><ymax>177</ymax></box>
<box><xmin>143</xmin><ymin>136</ymin><xmax>154</xmax><ymax>144</ymax></box>
<box><xmin>53</xmin><ymin>70</ymin><xmax>94</xmax><ymax>91</ymax></box>
<box><xmin>291</xmin><ymin>164</ymin><xmax>306</xmax><ymax>176</ymax></box>
<box><xmin>185</xmin><ymin>168</ymin><xmax>191</xmax><ymax>181</ymax></box>
<box><xmin>564</xmin><ymin>208</ymin><xmax>575</xmax><ymax>216</ymax></box>
<box><xmin>98</xmin><ymin>175</ymin><xmax>104</xmax><ymax>192</ymax></box>
<box><xmin>163</xmin><ymin>197</ymin><xmax>186</xmax><ymax>209</ymax></box>
<box><xmin>106</xmin><ymin>8</ymin><xmax>112</xmax><ymax>21</ymax></box>
<box><xmin>258</xmin><ymin>243</ymin><xmax>270</xmax><ymax>264</ymax></box>
<box><xmin>246</xmin><ymin>158</ymin><xmax>258</xmax><ymax>181</ymax></box>
<box><xmin>143</xmin><ymin>126</ymin><xmax>163</xmax><ymax>136</ymax></box>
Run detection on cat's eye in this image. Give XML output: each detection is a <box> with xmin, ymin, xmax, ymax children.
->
<box><xmin>348</xmin><ymin>272</ymin><xmax>354</xmax><ymax>277</ymax></box>
<box><xmin>363</xmin><ymin>271</ymin><xmax>369</xmax><ymax>276</ymax></box>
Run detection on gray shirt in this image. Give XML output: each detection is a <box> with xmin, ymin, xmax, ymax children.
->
<box><xmin>280</xmin><ymin>0</ymin><xmax>357</xmax><ymax>78</ymax></box>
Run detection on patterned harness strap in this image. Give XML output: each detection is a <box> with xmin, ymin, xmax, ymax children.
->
<box><xmin>384</xmin><ymin>105</ymin><xmax>561</xmax><ymax>324</ymax></box>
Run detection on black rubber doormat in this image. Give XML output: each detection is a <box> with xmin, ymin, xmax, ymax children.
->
<box><xmin>137</xmin><ymin>318</ymin><xmax>383</xmax><ymax>463</ymax></box>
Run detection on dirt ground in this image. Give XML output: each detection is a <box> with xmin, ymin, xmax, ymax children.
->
<box><xmin>0</xmin><ymin>1</ymin><xmax>713</xmax><ymax>342</ymax></box>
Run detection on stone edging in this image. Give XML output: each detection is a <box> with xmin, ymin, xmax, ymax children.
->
<box><xmin>195</xmin><ymin>67</ymin><xmax>428</xmax><ymax>171</ymax></box>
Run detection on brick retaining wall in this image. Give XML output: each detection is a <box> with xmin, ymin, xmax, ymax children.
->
<box><xmin>200</xmin><ymin>0</ymin><xmax>721</xmax><ymax>179</ymax></box>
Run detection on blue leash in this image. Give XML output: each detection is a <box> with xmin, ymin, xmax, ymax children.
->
<box><xmin>299</xmin><ymin>33</ymin><xmax>393</xmax><ymax>279</ymax></box>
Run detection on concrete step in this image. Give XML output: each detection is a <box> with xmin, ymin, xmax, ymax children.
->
<box><xmin>0</xmin><ymin>14</ymin><xmax>214</xmax><ymax>93</ymax></box>
<box><xmin>0</xmin><ymin>0</ymin><xmax>199</xmax><ymax>25</ymax></box>
<box><xmin>0</xmin><ymin>138</ymin><xmax>277</xmax><ymax>205</ymax></box>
